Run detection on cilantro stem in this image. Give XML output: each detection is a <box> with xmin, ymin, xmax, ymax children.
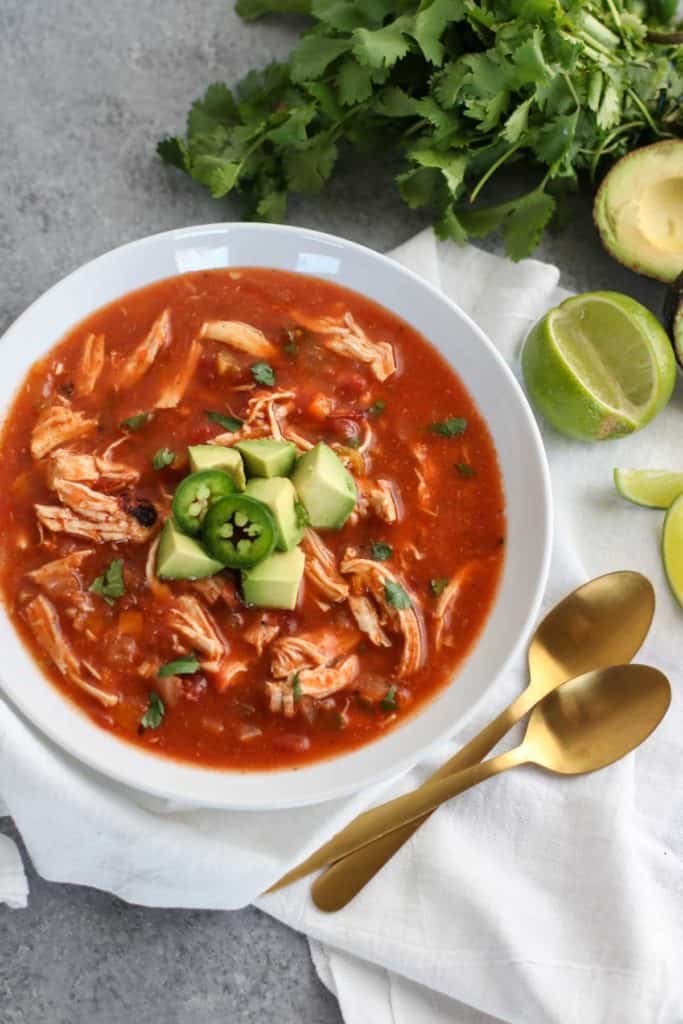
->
<box><xmin>626</xmin><ymin>88</ymin><xmax>667</xmax><ymax>136</ymax></box>
<box><xmin>469</xmin><ymin>143</ymin><xmax>522</xmax><ymax>204</ymax></box>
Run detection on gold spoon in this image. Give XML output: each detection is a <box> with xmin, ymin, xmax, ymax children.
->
<box><xmin>312</xmin><ymin>663</ymin><xmax>670</xmax><ymax>911</ymax></box>
<box><xmin>266</xmin><ymin>571</ymin><xmax>654</xmax><ymax>897</ymax></box>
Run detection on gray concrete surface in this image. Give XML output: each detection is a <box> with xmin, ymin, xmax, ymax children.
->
<box><xmin>0</xmin><ymin>2</ymin><xmax>667</xmax><ymax>1022</ymax></box>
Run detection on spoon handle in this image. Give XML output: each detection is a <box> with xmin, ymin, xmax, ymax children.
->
<box><xmin>312</xmin><ymin>746</ymin><xmax>525</xmax><ymax>912</ymax></box>
<box><xmin>266</xmin><ymin>689</ymin><xmax>533</xmax><ymax>895</ymax></box>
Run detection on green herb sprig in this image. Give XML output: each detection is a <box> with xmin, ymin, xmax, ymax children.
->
<box><xmin>158</xmin><ymin>1</ymin><xmax>682</xmax><ymax>261</ymax></box>
<box><xmin>89</xmin><ymin>559</ymin><xmax>126</xmax><ymax>606</ymax></box>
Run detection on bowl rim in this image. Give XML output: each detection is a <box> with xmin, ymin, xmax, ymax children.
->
<box><xmin>0</xmin><ymin>222</ymin><xmax>552</xmax><ymax>809</ymax></box>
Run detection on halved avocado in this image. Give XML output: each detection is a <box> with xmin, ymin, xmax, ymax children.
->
<box><xmin>593</xmin><ymin>140</ymin><xmax>683</xmax><ymax>283</ymax></box>
<box><xmin>663</xmin><ymin>270</ymin><xmax>683</xmax><ymax>369</ymax></box>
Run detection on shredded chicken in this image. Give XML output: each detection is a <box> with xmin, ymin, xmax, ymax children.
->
<box><xmin>433</xmin><ymin>562</ymin><xmax>481</xmax><ymax>650</ymax></box>
<box><xmin>155</xmin><ymin>338</ymin><xmax>202</xmax><ymax>409</ymax></box>
<box><xmin>167</xmin><ymin>595</ymin><xmax>227</xmax><ymax>676</ymax></box>
<box><xmin>116</xmin><ymin>308</ymin><xmax>171</xmax><ymax>389</ymax></box>
<box><xmin>74</xmin><ymin>333</ymin><xmax>105</xmax><ymax>397</ymax></box>
<box><xmin>28</xmin><ymin>549</ymin><xmax>93</xmax><ymax>597</ymax></box>
<box><xmin>266</xmin><ymin>654</ymin><xmax>359</xmax><ymax>717</ymax></box>
<box><xmin>190</xmin><ymin>575</ymin><xmax>239</xmax><ymax>610</ymax></box>
<box><xmin>281</xmin><ymin>424</ymin><xmax>315</xmax><ymax>451</ymax></box>
<box><xmin>412</xmin><ymin>442</ymin><xmax>438</xmax><ymax>515</ymax></box>
<box><xmin>46</xmin><ymin>450</ymin><xmax>139</xmax><ymax>491</ymax></box>
<box><xmin>300</xmin><ymin>528</ymin><xmax>349</xmax><ymax>603</ymax></box>
<box><xmin>30</xmin><ymin>402</ymin><xmax>97</xmax><ymax>460</ymax></box>
<box><xmin>145</xmin><ymin>536</ymin><xmax>171</xmax><ymax>602</ymax></box>
<box><xmin>36</xmin><ymin>481</ymin><xmax>156</xmax><ymax>544</ymax></box>
<box><xmin>341</xmin><ymin>549</ymin><xmax>425</xmax><ymax>677</ymax></box>
<box><xmin>292</xmin><ymin>310</ymin><xmax>396</xmax><ymax>381</ymax></box>
<box><xmin>244</xmin><ymin>615</ymin><xmax>281</xmax><ymax>656</ymax></box>
<box><xmin>270</xmin><ymin>627</ymin><xmax>358</xmax><ymax>679</ymax></box>
<box><xmin>211</xmin><ymin>388</ymin><xmax>296</xmax><ymax>446</ymax></box>
<box><xmin>356</xmin><ymin>479</ymin><xmax>400</xmax><ymax>524</ymax></box>
<box><xmin>215</xmin><ymin>660</ymin><xmax>250</xmax><ymax>692</ymax></box>
<box><xmin>200</xmin><ymin>320</ymin><xmax>277</xmax><ymax>359</ymax></box>
<box><xmin>25</xmin><ymin>595</ymin><xmax>117</xmax><ymax>707</ymax></box>
<box><xmin>347</xmin><ymin>594</ymin><xmax>391</xmax><ymax>648</ymax></box>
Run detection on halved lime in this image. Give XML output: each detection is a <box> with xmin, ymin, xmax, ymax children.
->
<box><xmin>614</xmin><ymin>469</ymin><xmax>683</xmax><ymax>509</ymax></box>
<box><xmin>522</xmin><ymin>292</ymin><xmax>676</xmax><ymax>441</ymax></box>
<box><xmin>662</xmin><ymin>492</ymin><xmax>683</xmax><ymax>607</ymax></box>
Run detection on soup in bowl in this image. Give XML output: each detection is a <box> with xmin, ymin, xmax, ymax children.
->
<box><xmin>0</xmin><ymin>224</ymin><xmax>551</xmax><ymax>807</ymax></box>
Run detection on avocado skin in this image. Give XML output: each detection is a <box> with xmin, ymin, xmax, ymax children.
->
<box><xmin>663</xmin><ymin>271</ymin><xmax>683</xmax><ymax>370</ymax></box>
<box><xmin>291</xmin><ymin>443</ymin><xmax>357</xmax><ymax>529</ymax></box>
<box><xmin>593</xmin><ymin>140</ymin><xmax>683</xmax><ymax>283</ymax></box>
<box><xmin>241</xmin><ymin>549</ymin><xmax>305</xmax><ymax>610</ymax></box>
<box><xmin>156</xmin><ymin>519</ymin><xmax>224</xmax><ymax>580</ymax></box>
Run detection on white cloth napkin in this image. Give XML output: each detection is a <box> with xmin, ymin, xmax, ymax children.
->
<box><xmin>1</xmin><ymin>231</ymin><xmax>681</xmax><ymax>1024</ymax></box>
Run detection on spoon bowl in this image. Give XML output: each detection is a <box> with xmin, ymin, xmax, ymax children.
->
<box><xmin>527</xmin><ymin>571</ymin><xmax>655</xmax><ymax>699</ymax></box>
<box><xmin>526</xmin><ymin>663</ymin><xmax>671</xmax><ymax>775</ymax></box>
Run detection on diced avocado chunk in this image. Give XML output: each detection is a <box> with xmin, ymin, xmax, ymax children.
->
<box><xmin>291</xmin><ymin>442</ymin><xmax>356</xmax><ymax>529</ymax></box>
<box><xmin>156</xmin><ymin>519</ymin><xmax>224</xmax><ymax>580</ymax></box>
<box><xmin>188</xmin><ymin>444</ymin><xmax>246</xmax><ymax>490</ymax></box>
<box><xmin>241</xmin><ymin>548</ymin><xmax>305</xmax><ymax>610</ymax></box>
<box><xmin>235</xmin><ymin>439</ymin><xmax>297</xmax><ymax>478</ymax></box>
<box><xmin>245</xmin><ymin>477</ymin><xmax>304</xmax><ymax>551</ymax></box>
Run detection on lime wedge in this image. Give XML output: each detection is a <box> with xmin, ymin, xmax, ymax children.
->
<box><xmin>522</xmin><ymin>292</ymin><xmax>676</xmax><ymax>441</ymax></box>
<box><xmin>662</xmin><ymin>493</ymin><xmax>683</xmax><ymax>607</ymax></box>
<box><xmin>614</xmin><ymin>469</ymin><xmax>683</xmax><ymax>509</ymax></box>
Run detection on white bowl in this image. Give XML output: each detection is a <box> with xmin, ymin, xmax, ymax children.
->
<box><xmin>0</xmin><ymin>223</ymin><xmax>552</xmax><ymax>809</ymax></box>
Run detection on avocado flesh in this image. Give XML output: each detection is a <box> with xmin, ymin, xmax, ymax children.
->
<box><xmin>188</xmin><ymin>445</ymin><xmax>246</xmax><ymax>490</ymax></box>
<box><xmin>235</xmin><ymin>439</ymin><xmax>297</xmax><ymax>478</ymax></box>
<box><xmin>291</xmin><ymin>442</ymin><xmax>357</xmax><ymax>529</ymax></box>
<box><xmin>157</xmin><ymin>519</ymin><xmax>224</xmax><ymax>580</ymax></box>
<box><xmin>245</xmin><ymin>477</ymin><xmax>304</xmax><ymax>551</ymax></box>
<box><xmin>594</xmin><ymin>140</ymin><xmax>683</xmax><ymax>283</ymax></box>
<box><xmin>241</xmin><ymin>548</ymin><xmax>305</xmax><ymax>610</ymax></box>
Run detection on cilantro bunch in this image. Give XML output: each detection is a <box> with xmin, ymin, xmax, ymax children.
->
<box><xmin>159</xmin><ymin>0</ymin><xmax>682</xmax><ymax>260</ymax></box>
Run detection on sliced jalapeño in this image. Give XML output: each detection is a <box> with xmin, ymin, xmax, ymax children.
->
<box><xmin>172</xmin><ymin>470</ymin><xmax>235</xmax><ymax>537</ymax></box>
<box><xmin>202</xmin><ymin>494</ymin><xmax>276</xmax><ymax>569</ymax></box>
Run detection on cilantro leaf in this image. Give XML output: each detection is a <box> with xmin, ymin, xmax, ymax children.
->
<box><xmin>284</xmin><ymin>134</ymin><xmax>338</xmax><ymax>192</ymax></box>
<box><xmin>121</xmin><ymin>412</ymin><xmax>152</xmax><ymax>432</ymax></box>
<box><xmin>290</xmin><ymin>36</ymin><xmax>350</xmax><ymax>82</ymax></box>
<box><xmin>152</xmin><ymin>448</ymin><xmax>175</xmax><ymax>470</ymax></box>
<box><xmin>380</xmin><ymin>685</ymin><xmax>398</xmax><ymax>710</ymax></box>
<box><xmin>384</xmin><ymin>580</ymin><xmax>412</xmax><ymax>609</ymax></box>
<box><xmin>412</xmin><ymin>0</ymin><xmax>464</xmax><ymax>66</ymax></box>
<box><xmin>368</xmin><ymin>399</ymin><xmax>385</xmax><ymax>415</ymax></box>
<box><xmin>206</xmin><ymin>411</ymin><xmax>244</xmax><ymax>432</ymax></box>
<box><xmin>430</xmin><ymin>577</ymin><xmax>449</xmax><ymax>597</ymax></box>
<box><xmin>141</xmin><ymin>692</ymin><xmax>165</xmax><ymax>730</ymax></box>
<box><xmin>158</xmin><ymin>654</ymin><xmax>201</xmax><ymax>678</ymax></box>
<box><xmin>352</xmin><ymin>16</ymin><xmax>414</xmax><ymax>70</ymax></box>
<box><xmin>89</xmin><ymin>559</ymin><xmax>126</xmax><ymax>606</ymax></box>
<box><xmin>251</xmin><ymin>362</ymin><xmax>276</xmax><ymax>386</ymax></box>
<box><xmin>430</xmin><ymin>417</ymin><xmax>467</xmax><ymax>437</ymax></box>
<box><xmin>292</xmin><ymin>672</ymin><xmax>303</xmax><ymax>700</ymax></box>
<box><xmin>503</xmin><ymin>190</ymin><xmax>556</xmax><ymax>262</ymax></box>
<box><xmin>455</xmin><ymin>462</ymin><xmax>476</xmax><ymax>478</ymax></box>
<box><xmin>370</xmin><ymin>541</ymin><xmax>392</xmax><ymax>561</ymax></box>
<box><xmin>337</xmin><ymin>60</ymin><xmax>375</xmax><ymax>105</ymax></box>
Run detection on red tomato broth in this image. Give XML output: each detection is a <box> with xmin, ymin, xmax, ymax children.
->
<box><xmin>0</xmin><ymin>268</ymin><xmax>505</xmax><ymax>769</ymax></box>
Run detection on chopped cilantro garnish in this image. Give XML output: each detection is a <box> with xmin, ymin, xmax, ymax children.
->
<box><xmin>455</xmin><ymin>463</ymin><xmax>476</xmax><ymax>478</ymax></box>
<box><xmin>282</xmin><ymin>328</ymin><xmax>299</xmax><ymax>354</ymax></box>
<box><xmin>430</xmin><ymin>418</ymin><xmax>467</xmax><ymax>438</ymax></box>
<box><xmin>89</xmin><ymin>559</ymin><xmax>125</xmax><ymax>606</ymax></box>
<box><xmin>152</xmin><ymin>448</ymin><xmax>175</xmax><ymax>470</ymax></box>
<box><xmin>430</xmin><ymin>577</ymin><xmax>449</xmax><ymax>597</ymax></box>
<box><xmin>121</xmin><ymin>412</ymin><xmax>152</xmax><ymax>432</ymax></box>
<box><xmin>206</xmin><ymin>410</ymin><xmax>244</xmax><ymax>432</ymax></box>
<box><xmin>384</xmin><ymin>580</ymin><xmax>412</xmax><ymax>610</ymax></box>
<box><xmin>381</xmin><ymin>686</ymin><xmax>398</xmax><ymax>711</ymax></box>
<box><xmin>292</xmin><ymin>672</ymin><xmax>302</xmax><ymax>701</ymax></box>
<box><xmin>158</xmin><ymin>654</ymin><xmax>201</xmax><ymax>677</ymax></box>
<box><xmin>251</xmin><ymin>361</ymin><xmax>276</xmax><ymax>386</ymax></box>
<box><xmin>141</xmin><ymin>692</ymin><xmax>165</xmax><ymax>730</ymax></box>
<box><xmin>368</xmin><ymin>400</ymin><xmax>385</xmax><ymax>416</ymax></box>
<box><xmin>370</xmin><ymin>541</ymin><xmax>392</xmax><ymax>562</ymax></box>
<box><xmin>346</xmin><ymin>436</ymin><xmax>361</xmax><ymax>449</ymax></box>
